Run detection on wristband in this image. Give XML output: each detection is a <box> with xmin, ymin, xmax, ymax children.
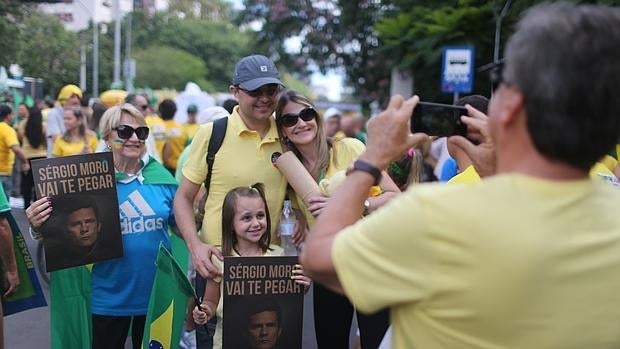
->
<box><xmin>346</xmin><ymin>160</ymin><xmax>382</xmax><ymax>186</ymax></box>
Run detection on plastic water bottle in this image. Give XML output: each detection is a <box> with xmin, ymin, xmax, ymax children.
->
<box><xmin>280</xmin><ymin>200</ymin><xmax>298</xmax><ymax>256</ymax></box>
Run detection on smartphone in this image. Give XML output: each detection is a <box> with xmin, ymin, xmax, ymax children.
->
<box><xmin>411</xmin><ymin>101</ymin><xmax>468</xmax><ymax>137</ymax></box>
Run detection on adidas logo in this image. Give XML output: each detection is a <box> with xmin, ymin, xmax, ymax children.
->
<box><xmin>119</xmin><ymin>190</ymin><xmax>164</xmax><ymax>234</ymax></box>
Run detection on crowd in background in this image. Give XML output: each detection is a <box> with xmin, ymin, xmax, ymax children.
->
<box><xmin>1</xmin><ymin>3</ymin><xmax>620</xmax><ymax>349</ymax></box>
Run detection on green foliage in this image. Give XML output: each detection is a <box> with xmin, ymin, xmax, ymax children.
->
<box><xmin>237</xmin><ymin>0</ymin><xmax>393</xmax><ymax>114</ymax></box>
<box><xmin>280</xmin><ymin>71</ymin><xmax>312</xmax><ymax>98</ymax></box>
<box><xmin>376</xmin><ymin>1</ymin><xmax>497</xmax><ymax>102</ymax></box>
<box><xmin>133</xmin><ymin>46</ymin><xmax>210</xmax><ymax>91</ymax></box>
<box><xmin>0</xmin><ymin>0</ymin><xmax>26</xmax><ymax>68</ymax></box>
<box><xmin>131</xmin><ymin>12</ymin><xmax>252</xmax><ymax>90</ymax></box>
<box><xmin>15</xmin><ymin>10</ymin><xmax>80</xmax><ymax>97</ymax></box>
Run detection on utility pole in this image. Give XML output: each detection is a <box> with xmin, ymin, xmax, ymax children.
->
<box><xmin>113</xmin><ymin>0</ymin><xmax>121</xmax><ymax>87</ymax></box>
<box><xmin>493</xmin><ymin>0</ymin><xmax>513</xmax><ymax>63</ymax></box>
<box><xmin>93</xmin><ymin>18</ymin><xmax>99</xmax><ymax>97</ymax></box>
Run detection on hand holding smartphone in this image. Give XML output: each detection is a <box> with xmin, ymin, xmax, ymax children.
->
<box><xmin>411</xmin><ymin>101</ymin><xmax>468</xmax><ymax>137</ymax></box>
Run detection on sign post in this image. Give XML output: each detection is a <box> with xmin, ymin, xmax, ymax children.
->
<box><xmin>441</xmin><ymin>46</ymin><xmax>475</xmax><ymax>103</ymax></box>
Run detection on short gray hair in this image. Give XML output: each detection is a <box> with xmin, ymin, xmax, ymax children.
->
<box><xmin>503</xmin><ymin>3</ymin><xmax>620</xmax><ymax>170</ymax></box>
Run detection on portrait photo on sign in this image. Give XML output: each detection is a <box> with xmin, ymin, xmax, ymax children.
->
<box><xmin>40</xmin><ymin>192</ymin><xmax>123</xmax><ymax>271</ymax></box>
<box><xmin>223</xmin><ymin>256</ymin><xmax>304</xmax><ymax>349</ymax></box>
<box><xmin>31</xmin><ymin>152</ymin><xmax>123</xmax><ymax>271</ymax></box>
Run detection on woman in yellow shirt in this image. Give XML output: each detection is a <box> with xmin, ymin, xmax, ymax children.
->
<box><xmin>52</xmin><ymin>108</ymin><xmax>98</xmax><ymax>157</ymax></box>
<box><xmin>275</xmin><ymin>90</ymin><xmax>399</xmax><ymax>349</ymax></box>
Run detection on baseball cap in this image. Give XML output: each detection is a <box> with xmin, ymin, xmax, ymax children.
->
<box><xmin>232</xmin><ymin>55</ymin><xmax>283</xmax><ymax>91</ymax></box>
<box><xmin>187</xmin><ymin>104</ymin><xmax>198</xmax><ymax>113</ymax></box>
<box><xmin>57</xmin><ymin>84</ymin><xmax>83</xmax><ymax>104</ymax></box>
<box><xmin>323</xmin><ymin>107</ymin><xmax>341</xmax><ymax>121</ymax></box>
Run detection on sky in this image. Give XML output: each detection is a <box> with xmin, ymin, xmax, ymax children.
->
<box><xmin>227</xmin><ymin>0</ymin><xmax>343</xmax><ymax>101</ymax></box>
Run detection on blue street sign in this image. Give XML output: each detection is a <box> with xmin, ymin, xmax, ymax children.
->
<box><xmin>441</xmin><ymin>46</ymin><xmax>475</xmax><ymax>94</ymax></box>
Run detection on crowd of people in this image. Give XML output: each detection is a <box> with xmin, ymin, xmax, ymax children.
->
<box><xmin>1</xmin><ymin>2</ymin><xmax>620</xmax><ymax>349</ymax></box>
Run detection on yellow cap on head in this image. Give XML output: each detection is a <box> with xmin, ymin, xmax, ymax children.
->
<box><xmin>57</xmin><ymin>84</ymin><xmax>83</xmax><ymax>104</ymax></box>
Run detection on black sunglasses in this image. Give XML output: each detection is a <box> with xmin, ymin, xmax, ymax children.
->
<box><xmin>113</xmin><ymin>124</ymin><xmax>150</xmax><ymax>140</ymax></box>
<box><xmin>278</xmin><ymin>108</ymin><xmax>318</xmax><ymax>128</ymax></box>
<box><xmin>238</xmin><ymin>85</ymin><xmax>280</xmax><ymax>98</ymax></box>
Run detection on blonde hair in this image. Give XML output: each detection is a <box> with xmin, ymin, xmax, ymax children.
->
<box><xmin>99</xmin><ymin>103</ymin><xmax>146</xmax><ymax>141</ymax></box>
<box><xmin>275</xmin><ymin>90</ymin><xmax>333</xmax><ymax>177</ymax></box>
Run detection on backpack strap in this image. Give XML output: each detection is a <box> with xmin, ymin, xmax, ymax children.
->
<box><xmin>204</xmin><ymin>117</ymin><xmax>228</xmax><ymax>194</ymax></box>
<box><xmin>195</xmin><ymin>117</ymin><xmax>228</xmax><ymax>229</ymax></box>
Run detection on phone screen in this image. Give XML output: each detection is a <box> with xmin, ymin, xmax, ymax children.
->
<box><xmin>411</xmin><ymin>102</ymin><xmax>468</xmax><ymax>137</ymax></box>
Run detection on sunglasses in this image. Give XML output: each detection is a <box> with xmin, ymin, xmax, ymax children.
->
<box><xmin>238</xmin><ymin>85</ymin><xmax>280</xmax><ymax>98</ymax></box>
<box><xmin>278</xmin><ymin>108</ymin><xmax>318</xmax><ymax>128</ymax></box>
<box><xmin>113</xmin><ymin>124</ymin><xmax>150</xmax><ymax>140</ymax></box>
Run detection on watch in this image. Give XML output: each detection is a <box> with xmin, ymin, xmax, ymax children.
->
<box><xmin>346</xmin><ymin>160</ymin><xmax>382</xmax><ymax>186</ymax></box>
<box><xmin>363</xmin><ymin>199</ymin><xmax>371</xmax><ymax>216</ymax></box>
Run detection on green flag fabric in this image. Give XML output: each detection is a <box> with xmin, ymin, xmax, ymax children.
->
<box><xmin>142</xmin><ymin>244</ymin><xmax>194</xmax><ymax>349</ymax></box>
<box><xmin>50</xmin><ymin>266</ymin><xmax>92</xmax><ymax>349</ymax></box>
<box><xmin>0</xmin><ymin>181</ymin><xmax>47</xmax><ymax>316</ymax></box>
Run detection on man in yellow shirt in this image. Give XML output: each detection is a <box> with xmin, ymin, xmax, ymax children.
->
<box><xmin>159</xmin><ymin>99</ymin><xmax>186</xmax><ymax>174</ymax></box>
<box><xmin>174</xmin><ymin>54</ymin><xmax>288</xmax><ymax>278</ymax></box>
<box><xmin>183</xmin><ymin>104</ymin><xmax>199</xmax><ymax>142</ymax></box>
<box><xmin>302</xmin><ymin>4</ymin><xmax>620</xmax><ymax>349</ymax></box>
<box><xmin>0</xmin><ymin>105</ymin><xmax>30</xmax><ymax>198</ymax></box>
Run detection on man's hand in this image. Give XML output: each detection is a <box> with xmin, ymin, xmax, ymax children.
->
<box><xmin>448</xmin><ymin>105</ymin><xmax>496</xmax><ymax>177</ymax></box>
<box><xmin>190</xmin><ymin>242</ymin><xmax>223</xmax><ymax>279</ymax></box>
<box><xmin>363</xmin><ymin>95</ymin><xmax>429</xmax><ymax>169</ymax></box>
<box><xmin>3</xmin><ymin>269</ymin><xmax>19</xmax><ymax>298</ymax></box>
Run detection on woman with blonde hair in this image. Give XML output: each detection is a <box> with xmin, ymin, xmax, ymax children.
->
<box><xmin>27</xmin><ymin>103</ymin><xmax>178</xmax><ymax>349</ymax></box>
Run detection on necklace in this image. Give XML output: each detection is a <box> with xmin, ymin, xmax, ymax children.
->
<box><xmin>233</xmin><ymin>246</ymin><xmax>262</xmax><ymax>256</ymax></box>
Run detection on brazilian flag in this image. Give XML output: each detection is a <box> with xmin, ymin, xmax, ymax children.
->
<box><xmin>142</xmin><ymin>244</ymin><xmax>194</xmax><ymax>349</ymax></box>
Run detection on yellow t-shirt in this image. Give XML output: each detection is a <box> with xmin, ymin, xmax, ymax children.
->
<box><xmin>294</xmin><ymin>137</ymin><xmax>365</xmax><ymax>225</ymax></box>
<box><xmin>145</xmin><ymin>114</ymin><xmax>167</xmax><ymax>159</ymax></box>
<box><xmin>333</xmin><ymin>174</ymin><xmax>620</xmax><ymax>349</ymax></box>
<box><xmin>210</xmin><ymin>245</ymin><xmax>283</xmax><ymax>349</ymax></box>
<box><xmin>0</xmin><ymin>121</ymin><xmax>19</xmax><ymax>175</ymax></box>
<box><xmin>448</xmin><ymin>164</ymin><xmax>482</xmax><ymax>184</ymax></box>
<box><xmin>18</xmin><ymin>120</ymin><xmax>47</xmax><ymax>159</ymax></box>
<box><xmin>163</xmin><ymin>119</ymin><xmax>187</xmax><ymax>170</ymax></box>
<box><xmin>183</xmin><ymin>123</ymin><xmax>199</xmax><ymax>143</ymax></box>
<box><xmin>182</xmin><ymin>108</ymin><xmax>288</xmax><ymax>245</ymax></box>
<box><xmin>52</xmin><ymin>134</ymin><xmax>99</xmax><ymax>157</ymax></box>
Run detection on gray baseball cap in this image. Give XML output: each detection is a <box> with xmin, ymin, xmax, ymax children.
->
<box><xmin>232</xmin><ymin>54</ymin><xmax>284</xmax><ymax>91</ymax></box>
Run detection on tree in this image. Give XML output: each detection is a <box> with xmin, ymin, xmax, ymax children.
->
<box><xmin>237</xmin><ymin>0</ymin><xmax>393</xmax><ymax>114</ymax></box>
<box><xmin>15</xmin><ymin>10</ymin><xmax>80</xmax><ymax>97</ymax></box>
<box><xmin>0</xmin><ymin>0</ymin><xmax>27</xmax><ymax>68</ymax></box>
<box><xmin>133</xmin><ymin>46</ymin><xmax>210</xmax><ymax>91</ymax></box>
<box><xmin>376</xmin><ymin>0</ymin><xmax>620</xmax><ymax>102</ymax></box>
<box><xmin>131</xmin><ymin>12</ymin><xmax>252</xmax><ymax>90</ymax></box>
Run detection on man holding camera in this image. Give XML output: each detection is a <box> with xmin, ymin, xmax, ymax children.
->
<box><xmin>302</xmin><ymin>3</ymin><xmax>620</xmax><ymax>348</ymax></box>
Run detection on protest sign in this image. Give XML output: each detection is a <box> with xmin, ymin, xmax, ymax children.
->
<box><xmin>32</xmin><ymin>152</ymin><xmax>122</xmax><ymax>271</ymax></box>
<box><xmin>223</xmin><ymin>256</ymin><xmax>304</xmax><ymax>349</ymax></box>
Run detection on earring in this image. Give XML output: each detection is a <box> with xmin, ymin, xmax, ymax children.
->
<box><xmin>105</xmin><ymin>144</ymin><xmax>112</xmax><ymax>151</ymax></box>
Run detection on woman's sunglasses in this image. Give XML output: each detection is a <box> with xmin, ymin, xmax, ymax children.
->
<box><xmin>278</xmin><ymin>108</ymin><xmax>318</xmax><ymax>128</ymax></box>
<box><xmin>113</xmin><ymin>124</ymin><xmax>150</xmax><ymax>140</ymax></box>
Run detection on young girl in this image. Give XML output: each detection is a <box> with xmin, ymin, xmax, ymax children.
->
<box><xmin>192</xmin><ymin>183</ymin><xmax>310</xmax><ymax>349</ymax></box>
